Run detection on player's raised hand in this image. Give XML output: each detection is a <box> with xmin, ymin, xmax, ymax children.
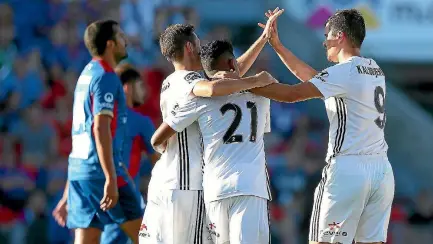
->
<box><xmin>100</xmin><ymin>179</ymin><xmax>119</xmax><ymax>211</ymax></box>
<box><xmin>256</xmin><ymin>71</ymin><xmax>278</xmax><ymax>87</ymax></box>
<box><xmin>212</xmin><ymin>70</ymin><xmax>240</xmax><ymax>79</ymax></box>
<box><xmin>52</xmin><ymin>197</ymin><xmax>68</xmax><ymax>227</ymax></box>
<box><xmin>258</xmin><ymin>7</ymin><xmax>283</xmax><ymax>46</ymax></box>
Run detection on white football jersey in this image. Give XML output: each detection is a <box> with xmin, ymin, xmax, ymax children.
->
<box><xmin>148</xmin><ymin>70</ymin><xmax>205</xmax><ymax>191</ymax></box>
<box><xmin>309</xmin><ymin>56</ymin><xmax>388</xmax><ymax>162</ymax></box>
<box><xmin>165</xmin><ymin>92</ymin><xmax>272</xmax><ymax>203</ymax></box>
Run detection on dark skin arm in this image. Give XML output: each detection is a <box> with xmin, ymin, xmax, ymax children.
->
<box><xmin>250</xmin><ymin>82</ymin><xmax>323</xmax><ymax>103</ymax></box>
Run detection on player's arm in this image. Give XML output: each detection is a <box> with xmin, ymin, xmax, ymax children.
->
<box><xmin>139</xmin><ymin>116</ymin><xmax>161</xmax><ymax>164</ymax></box>
<box><xmin>151</xmin><ymin>98</ymin><xmax>202</xmax><ymax>153</ymax></box>
<box><xmin>250</xmin><ymin>82</ymin><xmax>322</xmax><ymax>102</ymax></box>
<box><xmin>272</xmin><ymin>43</ymin><xmax>318</xmax><ymax>82</ymax></box>
<box><xmin>236</xmin><ymin>35</ymin><xmax>267</xmax><ymax>77</ymax></box>
<box><xmin>258</xmin><ymin>9</ymin><xmax>317</xmax><ymax>82</ymax></box>
<box><xmin>192</xmin><ymin>71</ymin><xmax>275</xmax><ymax>97</ymax></box>
<box><xmin>250</xmin><ymin>64</ymin><xmax>349</xmax><ymax>102</ymax></box>
<box><xmin>236</xmin><ymin>7</ymin><xmax>284</xmax><ymax>77</ymax></box>
<box><xmin>91</xmin><ymin>74</ymin><xmax>117</xmax><ymax>182</ymax></box>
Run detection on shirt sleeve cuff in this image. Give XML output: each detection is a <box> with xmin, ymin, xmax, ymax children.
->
<box><xmin>165</xmin><ymin>118</ymin><xmax>183</xmax><ymax>132</ymax></box>
<box><xmin>308</xmin><ymin>79</ymin><xmax>328</xmax><ymax>100</ymax></box>
<box><xmin>95</xmin><ymin>110</ymin><xmax>114</xmax><ymax>117</ymax></box>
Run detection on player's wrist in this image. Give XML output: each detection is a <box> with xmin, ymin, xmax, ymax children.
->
<box><xmin>269</xmin><ymin>38</ymin><xmax>282</xmax><ymax>49</ymax></box>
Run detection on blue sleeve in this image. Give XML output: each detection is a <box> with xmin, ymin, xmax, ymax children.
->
<box><xmin>91</xmin><ymin>73</ymin><xmax>119</xmax><ymax>117</ymax></box>
<box><xmin>139</xmin><ymin>116</ymin><xmax>156</xmax><ymax>154</ymax></box>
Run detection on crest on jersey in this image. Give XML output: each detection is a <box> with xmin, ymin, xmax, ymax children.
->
<box><xmin>184</xmin><ymin>72</ymin><xmax>202</xmax><ymax>83</ymax></box>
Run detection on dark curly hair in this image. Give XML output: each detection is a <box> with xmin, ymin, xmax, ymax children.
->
<box><xmin>159</xmin><ymin>24</ymin><xmax>196</xmax><ymax>61</ymax></box>
<box><xmin>115</xmin><ymin>63</ymin><xmax>141</xmax><ymax>86</ymax></box>
<box><xmin>200</xmin><ymin>40</ymin><xmax>234</xmax><ymax>72</ymax></box>
<box><xmin>326</xmin><ymin>9</ymin><xmax>366</xmax><ymax>48</ymax></box>
<box><xmin>84</xmin><ymin>20</ymin><xmax>119</xmax><ymax>56</ymax></box>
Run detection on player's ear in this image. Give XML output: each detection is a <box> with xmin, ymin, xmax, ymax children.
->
<box><xmin>228</xmin><ymin>58</ymin><xmax>236</xmax><ymax>72</ymax></box>
<box><xmin>337</xmin><ymin>31</ymin><xmax>344</xmax><ymax>43</ymax></box>
<box><xmin>186</xmin><ymin>42</ymin><xmax>194</xmax><ymax>54</ymax></box>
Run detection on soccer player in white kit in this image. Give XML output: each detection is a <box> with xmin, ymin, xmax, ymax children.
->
<box><xmin>139</xmin><ymin>19</ymin><xmax>281</xmax><ymax>244</ymax></box>
<box><xmin>152</xmin><ymin>40</ymin><xmax>273</xmax><ymax>244</ymax></box>
<box><xmin>248</xmin><ymin>9</ymin><xmax>394</xmax><ymax>244</ymax></box>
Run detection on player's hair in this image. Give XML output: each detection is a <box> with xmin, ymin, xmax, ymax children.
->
<box><xmin>159</xmin><ymin>24</ymin><xmax>196</xmax><ymax>61</ymax></box>
<box><xmin>200</xmin><ymin>40</ymin><xmax>234</xmax><ymax>72</ymax></box>
<box><xmin>326</xmin><ymin>9</ymin><xmax>366</xmax><ymax>48</ymax></box>
<box><xmin>115</xmin><ymin>63</ymin><xmax>141</xmax><ymax>86</ymax></box>
<box><xmin>84</xmin><ymin>20</ymin><xmax>119</xmax><ymax>56</ymax></box>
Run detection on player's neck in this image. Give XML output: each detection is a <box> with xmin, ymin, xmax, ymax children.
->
<box><xmin>337</xmin><ymin>48</ymin><xmax>361</xmax><ymax>63</ymax></box>
<box><xmin>93</xmin><ymin>55</ymin><xmax>117</xmax><ymax>69</ymax></box>
<box><xmin>126</xmin><ymin>96</ymin><xmax>133</xmax><ymax>108</ymax></box>
<box><xmin>173</xmin><ymin>61</ymin><xmax>200</xmax><ymax>72</ymax></box>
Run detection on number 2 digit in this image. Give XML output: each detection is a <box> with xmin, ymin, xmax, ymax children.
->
<box><xmin>374</xmin><ymin>86</ymin><xmax>386</xmax><ymax>129</ymax></box>
<box><xmin>220</xmin><ymin>101</ymin><xmax>258</xmax><ymax>144</ymax></box>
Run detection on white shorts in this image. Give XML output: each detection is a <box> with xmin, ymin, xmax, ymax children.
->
<box><xmin>309</xmin><ymin>154</ymin><xmax>395</xmax><ymax>244</ymax></box>
<box><xmin>139</xmin><ymin>189</ymin><xmax>211</xmax><ymax>244</ymax></box>
<box><xmin>205</xmin><ymin>195</ymin><xmax>270</xmax><ymax>244</ymax></box>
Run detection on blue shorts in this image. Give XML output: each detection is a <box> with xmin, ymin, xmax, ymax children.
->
<box><xmin>101</xmin><ymin>184</ymin><xmax>146</xmax><ymax>244</ymax></box>
<box><xmin>67</xmin><ymin>179</ymin><xmax>143</xmax><ymax>230</ymax></box>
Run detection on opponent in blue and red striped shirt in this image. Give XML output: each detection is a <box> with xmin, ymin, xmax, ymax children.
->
<box><xmin>101</xmin><ymin>64</ymin><xmax>159</xmax><ymax>243</ymax></box>
<box><xmin>52</xmin><ymin>20</ymin><xmax>142</xmax><ymax>244</ymax></box>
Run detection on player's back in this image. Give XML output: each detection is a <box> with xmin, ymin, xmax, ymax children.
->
<box><xmin>68</xmin><ymin>59</ymin><xmax>127</xmax><ymax>181</ymax></box>
<box><xmin>149</xmin><ymin>70</ymin><xmax>204</xmax><ymax>191</ymax></box>
<box><xmin>311</xmin><ymin>56</ymin><xmax>388</xmax><ymax>162</ymax></box>
<box><xmin>195</xmin><ymin>92</ymin><xmax>271</xmax><ymax>202</ymax></box>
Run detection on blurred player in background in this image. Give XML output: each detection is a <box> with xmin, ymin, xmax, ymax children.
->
<box><xmin>101</xmin><ymin>64</ymin><xmax>160</xmax><ymax>243</ymax></box>
<box><xmin>139</xmin><ymin>10</ymin><xmax>282</xmax><ymax>243</ymax></box>
<box><xmin>152</xmin><ymin>40</ymin><xmax>273</xmax><ymax>244</ymax></box>
<box><xmin>250</xmin><ymin>8</ymin><xmax>394</xmax><ymax>244</ymax></box>
<box><xmin>52</xmin><ymin>20</ymin><xmax>142</xmax><ymax>244</ymax></box>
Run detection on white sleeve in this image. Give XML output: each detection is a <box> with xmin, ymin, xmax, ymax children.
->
<box><xmin>308</xmin><ymin>63</ymin><xmax>351</xmax><ymax>99</ymax></box>
<box><xmin>264</xmin><ymin>98</ymin><xmax>271</xmax><ymax>133</ymax></box>
<box><xmin>183</xmin><ymin>71</ymin><xmax>205</xmax><ymax>97</ymax></box>
<box><xmin>164</xmin><ymin>97</ymin><xmax>203</xmax><ymax>132</ymax></box>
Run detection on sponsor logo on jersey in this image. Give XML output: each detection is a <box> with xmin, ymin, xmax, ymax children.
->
<box><xmin>320</xmin><ymin>222</ymin><xmax>348</xmax><ymax>237</ymax></box>
<box><xmin>100</xmin><ymin>102</ymin><xmax>114</xmax><ymax>109</ymax></box>
<box><xmin>206</xmin><ymin>222</ymin><xmax>220</xmax><ymax>239</ymax></box>
<box><xmin>138</xmin><ymin>223</ymin><xmax>150</xmax><ymax>238</ymax></box>
<box><xmin>161</xmin><ymin>82</ymin><xmax>170</xmax><ymax>93</ymax></box>
<box><xmin>104</xmin><ymin>92</ymin><xmax>114</xmax><ymax>102</ymax></box>
<box><xmin>171</xmin><ymin>103</ymin><xmax>179</xmax><ymax>116</ymax></box>
<box><xmin>184</xmin><ymin>72</ymin><xmax>202</xmax><ymax>83</ymax></box>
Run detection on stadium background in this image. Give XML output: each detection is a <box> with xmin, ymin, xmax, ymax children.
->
<box><xmin>0</xmin><ymin>0</ymin><xmax>432</xmax><ymax>243</ymax></box>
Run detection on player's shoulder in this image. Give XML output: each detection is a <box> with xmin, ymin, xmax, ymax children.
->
<box><xmin>166</xmin><ymin>70</ymin><xmax>204</xmax><ymax>84</ymax></box>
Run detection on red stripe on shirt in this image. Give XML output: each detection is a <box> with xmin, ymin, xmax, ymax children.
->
<box><xmin>128</xmin><ymin>135</ymin><xmax>144</xmax><ymax>179</ymax></box>
<box><xmin>93</xmin><ymin>58</ymin><xmax>114</xmax><ymax>72</ymax></box>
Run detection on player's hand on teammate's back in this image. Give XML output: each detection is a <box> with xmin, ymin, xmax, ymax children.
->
<box><xmin>100</xmin><ymin>179</ymin><xmax>119</xmax><ymax>211</ymax></box>
<box><xmin>256</xmin><ymin>71</ymin><xmax>278</xmax><ymax>87</ymax></box>
<box><xmin>52</xmin><ymin>197</ymin><xmax>68</xmax><ymax>227</ymax></box>
<box><xmin>212</xmin><ymin>70</ymin><xmax>240</xmax><ymax>79</ymax></box>
<box><xmin>258</xmin><ymin>7</ymin><xmax>283</xmax><ymax>46</ymax></box>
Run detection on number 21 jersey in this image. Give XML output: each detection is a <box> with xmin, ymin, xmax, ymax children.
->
<box><xmin>165</xmin><ymin>92</ymin><xmax>271</xmax><ymax>203</ymax></box>
<box><xmin>309</xmin><ymin>56</ymin><xmax>388</xmax><ymax>162</ymax></box>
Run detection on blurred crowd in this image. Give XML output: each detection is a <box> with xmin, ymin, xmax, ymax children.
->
<box><xmin>0</xmin><ymin>1</ymin><xmax>432</xmax><ymax>244</ymax></box>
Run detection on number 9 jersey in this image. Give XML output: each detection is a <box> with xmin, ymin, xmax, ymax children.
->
<box><xmin>308</xmin><ymin>56</ymin><xmax>388</xmax><ymax>162</ymax></box>
<box><xmin>68</xmin><ymin>59</ymin><xmax>128</xmax><ymax>182</ymax></box>
<box><xmin>165</xmin><ymin>91</ymin><xmax>272</xmax><ymax>203</ymax></box>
